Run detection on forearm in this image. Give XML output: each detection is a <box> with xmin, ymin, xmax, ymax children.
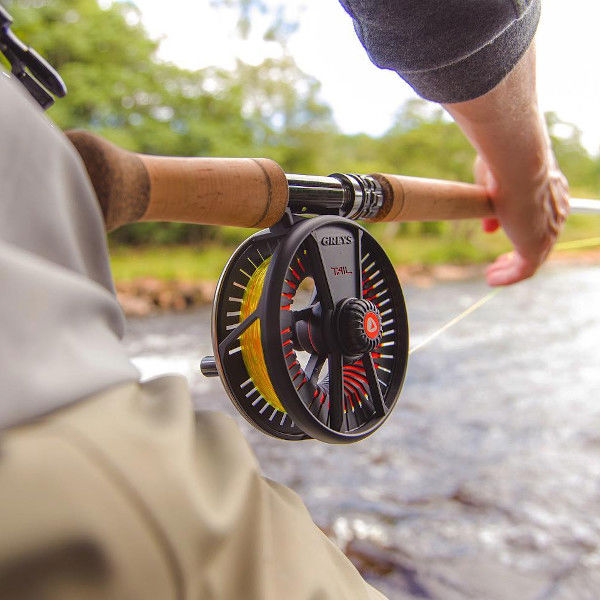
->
<box><xmin>444</xmin><ymin>42</ymin><xmax>569</xmax><ymax>285</ymax></box>
<box><xmin>443</xmin><ymin>44</ymin><xmax>551</xmax><ymax>195</ymax></box>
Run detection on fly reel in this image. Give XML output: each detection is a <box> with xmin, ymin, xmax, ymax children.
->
<box><xmin>201</xmin><ymin>214</ymin><xmax>409</xmax><ymax>443</ymax></box>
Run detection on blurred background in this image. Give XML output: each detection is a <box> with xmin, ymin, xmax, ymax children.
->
<box><xmin>5</xmin><ymin>0</ymin><xmax>600</xmax><ymax>285</ymax></box>
<box><xmin>4</xmin><ymin>1</ymin><xmax>600</xmax><ymax>597</ymax></box>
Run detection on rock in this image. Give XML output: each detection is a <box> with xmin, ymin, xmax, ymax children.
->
<box><xmin>115</xmin><ymin>277</ymin><xmax>215</xmax><ymax>316</ymax></box>
<box><xmin>197</xmin><ymin>280</ymin><xmax>217</xmax><ymax>303</ymax></box>
<box><xmin>346</xmin><ymin>539</ymin><xmax>409</xmax><ymax>577</ymax></box>
<box><xmin>116</xmin><ymin>292</ymin><xmax>154</xmax><ymax>317</ymax></box>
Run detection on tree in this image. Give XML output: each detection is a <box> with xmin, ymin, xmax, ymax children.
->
<box><xmin>546</xmin><ymin>112</ymin><xmax>600</xmax><ymax>197</ymax></box>
<box><xmin>4</xmin><ymin>1</ymin><xmax>597</xmax><ymax>248</ymax></box>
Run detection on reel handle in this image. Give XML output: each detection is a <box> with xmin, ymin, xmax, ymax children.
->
<box><xmin>200</xmin><ymin>356</ymin><xmax>218</xmax><ymax>377</ymax></box>
<box><xmin>66</xmin><ymin>130</ymin><xmax>288</xmax><ymax>231</ymax></box>
<box><xmin>369</xmin><ymin>173</ymin><xmax>493</xmax><ymax>222</ymax></box>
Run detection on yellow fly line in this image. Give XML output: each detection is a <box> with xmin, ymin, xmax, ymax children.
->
<box><xmin>239</xmin><ymin>256</ymin><xmax>286</xmax><ymax>413</ymax></box>
<box><xmin>408</xmin><ymin>235</ymin><xmax>600</xmax><ymax>356</ymax></box>
<box><xmin>554</xmin><ymin>236</ymin><xmax>600</xmax><ymax>251</ymax></box>
<box><xmin>409</xmin><ymin>289</ymin><xmax>500</xmax><ymax>355</ymax></box>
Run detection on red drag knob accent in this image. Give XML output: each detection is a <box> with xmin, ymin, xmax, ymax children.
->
<box><xmin>364</xmin><ymin>311</ymin><xmax>380</xmax><ymax>340</ymax></box>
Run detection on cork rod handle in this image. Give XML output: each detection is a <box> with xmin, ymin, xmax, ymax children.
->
<box><xmin>66</xmin><ymin>130</ymin><xmax>289</xmax><ymax>231</ymax></box>
<box><xmin>369</xmin><ymin>173</ymin><xmax>493</xmax><ymax>222</ymax></box>
<box><xmin>67</xmin><ymin>130</ymin><xmax>496</xmax><ymax>230</ymax></box>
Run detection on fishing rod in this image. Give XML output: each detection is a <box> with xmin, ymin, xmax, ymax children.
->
<box><xmin>4</xmin><ymin>6</ymin><xmax>599</xmax><ymax>444</ymax></box>
<box><xmin>8</xmin><ymin>8</ymin><xmax>595</xmax><ymax>446</ymax></box>
<box><xmin>66</xmin><ymin>131</ymin><xmax>600</xmax><ymax>445</ymax></box>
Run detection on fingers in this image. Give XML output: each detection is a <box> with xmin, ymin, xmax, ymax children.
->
<box><xmin>546</xmin><ymin>171</ymin><xmax>570</xmax><ymax>234</ymax></box>
<box><xmin>482</xmin><ymin>217</ymin><xmax>500</xmax><ymax>233</ymax></box>
<box><xmin>473</xmin><ymin>153</ymin><xmax>569</xmax><ymax>287</ymax></box>
<box><xmin>485</xmin><ymin>252</ymin><xmax>536</xmax><ymax>286</ymax></box>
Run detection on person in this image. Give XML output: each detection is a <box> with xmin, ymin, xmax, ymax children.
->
<box><xmin>0</xmin><ymin>1</ymin><xmax>569</xmax><ymax>598</ymax></box>
<box><xmin>341</xmin><ymin>0</ymin><xmax>569</xmax><ymax>286</ymax></box>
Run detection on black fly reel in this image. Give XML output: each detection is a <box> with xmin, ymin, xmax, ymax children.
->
<box><xmin>201</xmin><ymin>214</ymin><xmax>409</xmax><ymax>443</ymax></box>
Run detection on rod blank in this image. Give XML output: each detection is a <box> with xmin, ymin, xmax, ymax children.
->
<box><xmin>569</xmin><ymin>198</ymin><xmax>600</xmax><ymax>215</ymax></box>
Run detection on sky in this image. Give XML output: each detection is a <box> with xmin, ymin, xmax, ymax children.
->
<box><xmin>132</xmin><ymin>0</ymin><xmax>600</xmax><ymax>154</ymax></box>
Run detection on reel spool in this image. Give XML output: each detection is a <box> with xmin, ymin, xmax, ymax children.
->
<box><xmin>201</xmin><ymin>214</ymin><xmax>409</xmax><ymax>443</ymax></box>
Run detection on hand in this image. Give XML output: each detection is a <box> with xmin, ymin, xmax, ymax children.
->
<box><xmin>474</xmin><ymin>149</ymin><xmax>570</xmax><ymax>286</ymax></box>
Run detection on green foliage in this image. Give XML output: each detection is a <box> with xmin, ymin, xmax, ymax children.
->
<box><xmin>3</xmin><ymin>0</ymin><xmax>335</xmax><ymax>242</ymax></box>
<box><xmin>547</xmin><ymin>112</ymin><xmax>600</xmax><ymax>197</ymax></box>
<box><xmin>3</xmin><ymin>0</ymin><xmax>600</xmax><ymax>258</ymax></box>
<box><xmin>5</xmin><ymin>0</ymin><xmax>256</xmax><ymax>156</ymax></box>
<box><xmin>380</xmin><ymin>104</ymin><xmax>476</xmax><ymax>182</ymax></box>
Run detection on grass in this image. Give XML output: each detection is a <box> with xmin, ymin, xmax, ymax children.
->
<box><xmin>109</xmin><ymin>216</ymin><xmax>600</xmax><ymax>283</ymax></box>
<box><xmin>109</xmin><ymin>244</ymin><xmax>234</xmax><ymax>282</ymax></box>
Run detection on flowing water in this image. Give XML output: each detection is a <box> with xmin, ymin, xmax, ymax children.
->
<box><xmin>123</xmin><ymin>265</ymin><xmax>600</xmax><ymax>599</ymax></box>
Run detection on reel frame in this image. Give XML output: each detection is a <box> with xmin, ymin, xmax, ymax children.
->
<box><xmin>208</xmin><ymin>211</ymin><xmax>409</xmax><ymax>444</ymax></box>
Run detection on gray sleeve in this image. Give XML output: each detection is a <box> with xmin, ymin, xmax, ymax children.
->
<box><xmin>339</xmin><ymin>0</ymin><xmax>541</xmax><ymax>103</ymax></box>
<box><xmin>0</xmin><ymin>72</ymin><xmax>139</xmax><ymax>429</ymax></box>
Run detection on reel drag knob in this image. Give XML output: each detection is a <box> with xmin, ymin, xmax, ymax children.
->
<box><xmin>207</xmin><ymin>215</ymin><xmax>409</xmax><ymax>444</ymax></box>
<box><xmin>335</xmin><ymin>298</ymin><xmax>383</xmax><ymax>357</ymax></box>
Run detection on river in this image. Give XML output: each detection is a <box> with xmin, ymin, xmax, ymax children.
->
<box><xmin>123</xmin><ymin>264</ymin><xmax>600</xmax><ymax>600</ymax></box>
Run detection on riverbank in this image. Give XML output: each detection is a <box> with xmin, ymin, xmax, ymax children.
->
<box><xmin>111</xmin><ymin>216</ymin><xmax>600</xmax><ymax>315</ymax></box>
<box><xmin>114</xmin><ymin>247</ymin><xmax>600</xmax><ymax>317</ymax></box>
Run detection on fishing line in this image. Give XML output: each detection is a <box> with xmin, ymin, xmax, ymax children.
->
<box><xmin>409</xmin><ymin>289</ymin><xmax>501</xmax><ymax>355</ymax></box>
<box><xmin>239</xmin><ymin>255</ymin><xmax>287</xmax><ymax>413</ymax></box>
<box><xmin>408</xmin><ymin>235</ymin><xmax>600</xmax><ymax>356</ymax></box>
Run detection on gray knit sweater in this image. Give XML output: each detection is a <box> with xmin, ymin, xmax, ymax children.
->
<box><xmin>339</xmin><ymin>0</ymin><xmax>541</xmax><ymax>103</ymax></box>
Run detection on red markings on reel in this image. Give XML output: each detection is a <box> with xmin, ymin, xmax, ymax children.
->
<box><xmin>330</xmin><ymin>265</ymin><xmax>352</xmax><ymax>276</ymax></box>
<box><xmin>364</xmin><ymin>311</ymin><xmax>381</xmax><ymax>339</ymax></box>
